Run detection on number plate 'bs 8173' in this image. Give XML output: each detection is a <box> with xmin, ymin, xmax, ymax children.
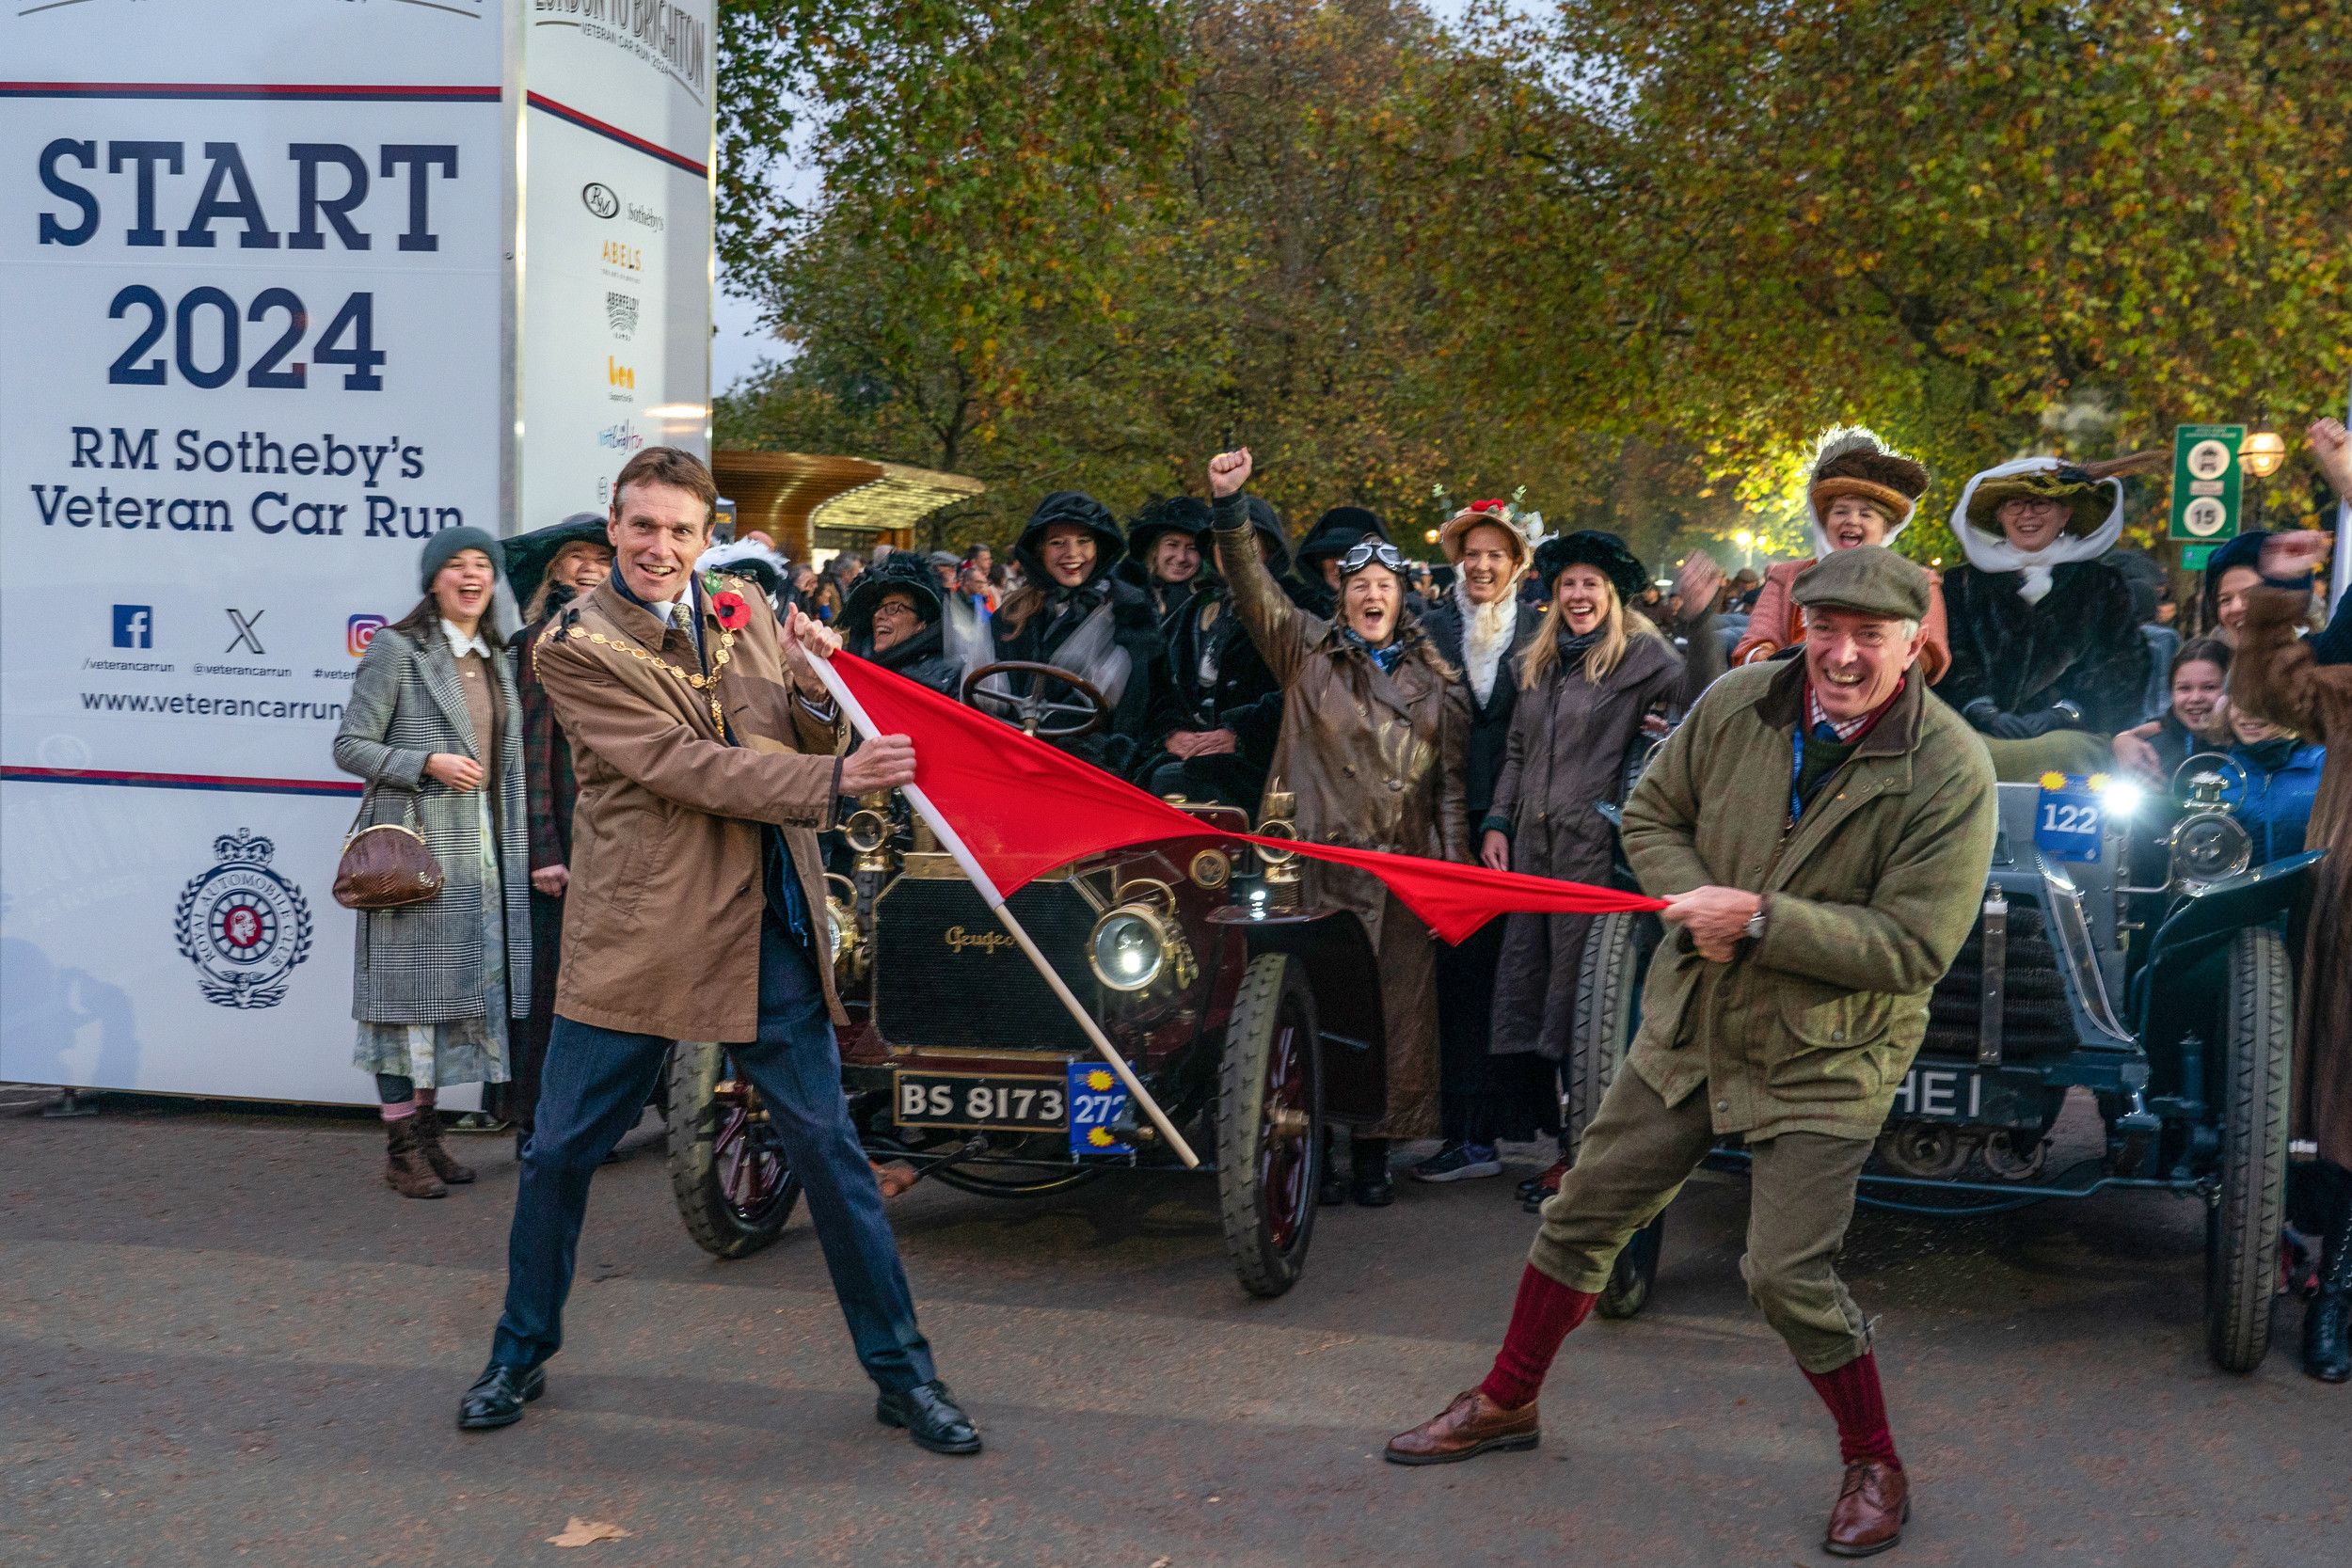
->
<box><xmin>892</xmin><ymin>1071</ymin><xmax>1068</xmax><ymax>1132</ymax></box>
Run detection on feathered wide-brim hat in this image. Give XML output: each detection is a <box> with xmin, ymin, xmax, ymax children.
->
<box><xmin>1438</xmin><ymin>500</ymin><xmax>1533</xmax><ymax>567</ymax></box>
<box><xmin>1016</xmin><ymin>490</ymin><xmax>1124</xmax><ymax>577</ymax></box>
<box><xmin>1961</xmin><ymin>453</ymin><xmax>2162</xmax><ymax>540</ymax></box>
<box><xmin>841</xmin><ymin>551</ymin><xmax>943</xmax><ymax>636</ymax></box>
<box><xmin>505</xmin><ymin>512</ymin><xmax>610</xmax><ymax>609</ymax></box>
<box><xmin>1804</xmin><ymin>427</ymin><xmax>1931</xmax><ymax>553</ymax></box>
<box><xmin>1534</xmin><ymin>530</ymin><xmax>1647</xmax><ymax>605</ymax></box>
<box><xmin>695</xmin><ymin>537</ymin><xmax>790</xmax><ymax>601</ymax></box>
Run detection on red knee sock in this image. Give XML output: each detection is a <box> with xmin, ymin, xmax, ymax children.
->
<box><xmin>1478</xmin><ymin>1265</ymin><xmax>1597</xmax><ymax>1408</ymax></box>
<box><xmin>1802</xmin><ymin>1351</ymin><xmax>1900</xmax><ymax>1468</ymax></box>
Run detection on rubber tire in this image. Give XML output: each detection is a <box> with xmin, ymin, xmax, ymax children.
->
<box><xmin>1217</xmin><ymin>953</ymin><xmax>1324</xmax><ymax>1299</ymax></box>
<box><xmin>2205</xmin><ymin>925</ymin><xmax>2294</xmax><ymax>1373</ymax></box>
<box><xmin>1568</xmin><ymin>911</ymin><xmax>1659</xmax><ymax>1160</ymax></box>
<box><xmin>667</xmin><ymin>1040</ymin><xmax>801</xmax><ymax>1259</ymax></box>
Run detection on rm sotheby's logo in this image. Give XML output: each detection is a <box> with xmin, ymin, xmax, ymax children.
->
<box><xmin>582</xmin><ymin>182</ymin><xmax>619</xmax><ymax>219</ymax></box>
<box><xmin>175</xmin><ymin>830</ymin><xmax>313</xmax><ymax>1010</ymax></box>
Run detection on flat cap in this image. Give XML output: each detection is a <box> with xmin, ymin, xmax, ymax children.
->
<box><xmin>1790</xmin><ymin>544</ymin><xmax>1930</xmax><ymax>623</ymax></box>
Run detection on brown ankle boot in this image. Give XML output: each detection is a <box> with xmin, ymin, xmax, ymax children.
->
<box><xmin>412</xmin><ymin>1106</ymin><xmax>475</xmax><ymax>1184</ymax></box>
<box><xmin>385</xmin><ymin>1117</ymin><xmax>448</xmax><ymax>1199</ymax></box>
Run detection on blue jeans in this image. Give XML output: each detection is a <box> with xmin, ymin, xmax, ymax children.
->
<box><xmin>488</xmin><ymin>908</ymin><xmax>936</xmax><ymax>1392</ymax></box>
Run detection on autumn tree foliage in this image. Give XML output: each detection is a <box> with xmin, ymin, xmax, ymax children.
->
<box><xmin>717</xmin><ymin>0</ymin><xmax>2352</xmax><ymax>563</ymax></box>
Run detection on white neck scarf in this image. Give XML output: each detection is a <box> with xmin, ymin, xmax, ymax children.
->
<box><xmin>1949</xmin><ymin>458</ymin><xmax>2125</xmax><ymax>605</ymax></box>
<box><xmin>1454</xmin><ymin>575</ymin><xmax>1518</xmax><ymax>705</ymax></box>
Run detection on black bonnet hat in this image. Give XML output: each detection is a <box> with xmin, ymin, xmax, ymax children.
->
<box><xmin>1127</xmin><ymin>495</ymin><xmax>1214</xmax><ymax>554</ymax></box>
<box><xmin>1015</xmin><ymin>490</ymin><xmax>1123</xmax><ymax>583</ymax></box>
<box><xmin>841</xmin><ymin>550</ymin><xmax>943</xmax><ymax>639</ymax></box>
<box><xmin>1295</xmin><ymin>505</ymin><xmax>1389</xmax><ymax>565</ymax></box>
<box><xmin>1534</xmin><ymin>530</ymin><xmax>1648</xmax><ymax>606</ymax></box>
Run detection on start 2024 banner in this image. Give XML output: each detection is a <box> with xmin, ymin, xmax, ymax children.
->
<box><xmin>0</xmin><ymin>1</ymin><xmax>712</xmax><ymax>1103</ymax></box>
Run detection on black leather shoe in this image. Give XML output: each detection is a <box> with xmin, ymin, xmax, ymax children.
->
<box><xmin>876</xmin><ymin>1378</ymin><xmax>982</xmax><ymax>1455</ymax></box>
<box><xmin>457</xmin><ymin>1362</ymin><xmax>545</xmax><ymax>1431</ymax></box>
<box><xmin>1352</xmin><ymin>1174</ymin><xmax>1395</xmax><ymax>1207</ymax></box>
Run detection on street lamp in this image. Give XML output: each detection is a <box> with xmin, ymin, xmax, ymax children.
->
<box><xmin>1734</xmin><ymin>529</ymin><xmax>1755</xmax><ymax>569</ymax></box>
<box><xmin>2239</xmin><ymin>430</ymin><xmax>2286</xmax><ymax>479</ymax></box>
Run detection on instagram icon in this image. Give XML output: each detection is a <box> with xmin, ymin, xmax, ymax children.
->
<box><xmin>347</xmin><ymin>614</ymin><xmax>388</xmax><ymax>657</ymax></box>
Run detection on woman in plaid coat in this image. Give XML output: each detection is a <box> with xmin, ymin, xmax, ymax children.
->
<box><xmin>333</xmin><ymin>527</ymin><xmax>532</xmax><ymax>1198</ymax></box>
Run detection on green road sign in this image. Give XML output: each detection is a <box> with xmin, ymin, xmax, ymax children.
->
<box><xmin>2181</xmin><ymin>542</ymin><xmax>2219</xmax><ymax>571</ymax></box>
<box><xmin>2169</xmin><ymin>423</ymin><xmax>2244</xmax><ymax>543</ymax></box>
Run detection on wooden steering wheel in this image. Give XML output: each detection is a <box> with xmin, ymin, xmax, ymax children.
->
<box><xmin>961</xmin><ymin>660</ymin><xmax>1110</xmax><ymax>739</ymax></box>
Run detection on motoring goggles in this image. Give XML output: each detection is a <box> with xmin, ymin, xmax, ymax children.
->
<box><xmin>1336</xmin><ymin>539</ymin><xmax>1407</xmax><ymax>578</ymax></box>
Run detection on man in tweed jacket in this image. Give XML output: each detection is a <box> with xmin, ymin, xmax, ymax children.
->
<box><xmin>456</xmin><ymin>448</ymin><xmax>982</xmax><ymax>1456</ymax></box>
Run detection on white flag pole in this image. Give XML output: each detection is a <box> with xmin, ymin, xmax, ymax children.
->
<box><xmin>809</xmin><ymin>654</ymin><xmax>1201</xmax><ymax>1168</ymax></box>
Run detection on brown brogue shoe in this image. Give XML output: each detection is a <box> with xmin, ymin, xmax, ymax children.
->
<box><xmin>1823</xmin><ymin>1459</ymin><xmax>1909</xmax><ymax>1557</ymax></box>
<box><xmin>1383</xmin><ymin>1389</ymin><xmax>1539</xmax><ymax>1466</ymax></box>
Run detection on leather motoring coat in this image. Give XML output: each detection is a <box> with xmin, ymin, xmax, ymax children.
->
<box><xmin>1620</xmin><ymin>658</ymin><xmax>1998</xmax><ymax>1143</ymax></box>
<box><xmin>1215</xmin><ymin>492</ymin><xmax>1471</xmax><ymax>1139</ymax></box>
<box><xmin>1486</xmin><ymin>615</ymin><xmax>1722</xmax><ymax>1062</ymax></box>
<box><xmin>2233</xmin><ymin>584</ymin><xmax>2351</xmax><ymax>1169</ymax></box>
<box><xmin>531</xmin><ymin>578</ymin><xmax>848</xmax><ymax>1042</ymax></box>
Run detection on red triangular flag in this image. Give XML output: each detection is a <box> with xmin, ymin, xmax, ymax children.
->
<box><xmin>829</xmin><ymin>652</ymin><xmax>1663</xmax><ymax>942</ymax></box>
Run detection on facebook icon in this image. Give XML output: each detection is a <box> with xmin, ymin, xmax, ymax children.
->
<box><xmin>112</xmin><ymin>605</ymin><xmax>153</xmax><ymax>649</ymax></box>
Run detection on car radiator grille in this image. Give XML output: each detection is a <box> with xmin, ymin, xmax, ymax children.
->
<box><xmin>873</xmin><ymin>878</ymin><xmax>1099</xmax><ymax>1053</ymax></box>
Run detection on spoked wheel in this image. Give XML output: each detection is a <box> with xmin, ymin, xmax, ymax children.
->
<box><xmin>1217</xmin><ymin>954</ymin><xmax>1324</xmax><ymax>1297</ymax></box>
<box><xmin>1599</xmin><ymin>1214</ymin><xmax>1663</xmax><ymax>1320</ymax></box>
<box><xmin>2205</xmin><ymin>924</ymin><xmax>2293</xmax><ymax>1373</ymax></box>
<box><xmin>1568</xmin><ymin>910</ymin><xmax>1663</xmax><ymax>1319</ymax></box>
<box><xmin>668</xmin><ymin>1041</ymin><xmax>801</xmax><ymax>1259</ymax></box>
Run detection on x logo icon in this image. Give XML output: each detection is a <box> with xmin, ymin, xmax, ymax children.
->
<box><xmin>224</xmin><ymin>609</ymin><xmax>266</xmax><ymax>655</ymax></box>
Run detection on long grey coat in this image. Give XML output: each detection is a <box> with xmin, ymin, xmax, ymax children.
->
<box><xmin>332</xmin><ymin>624</ymin><xmax>531</xmax><ymax>1024</ymax></box>
<box><xmin>1487</xmin><ymin>618</ymin><xmax>1718</xmax><ymax>1060</ymax></box>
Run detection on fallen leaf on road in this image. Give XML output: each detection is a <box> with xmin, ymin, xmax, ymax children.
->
<box><xmin>1150</xmin><ymin>1558</ymin><xmax>1171</xmax><ymax>1567</ymax></box>
<box><xmin>548</xmin><ymin>1518</ymin><xmax>632</xmax><ymax>1547</ymax></box>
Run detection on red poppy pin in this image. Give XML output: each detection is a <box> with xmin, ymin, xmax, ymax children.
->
<box><xmin>711</xmin><ymin>590</ymin><xmax>751</xmax><ymax>631</ymax></box>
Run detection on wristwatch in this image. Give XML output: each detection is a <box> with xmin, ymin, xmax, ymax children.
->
<box><xmin>1742</xmin><ymin>901</ymin><xmax>1769</xmax><ymax>943</ymax></box>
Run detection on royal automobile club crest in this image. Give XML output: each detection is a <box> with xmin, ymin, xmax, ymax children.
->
<box><xmin>174</xmin><ymin>830</ymin><xmax>313</xmax><ymax>1009</ymax></box>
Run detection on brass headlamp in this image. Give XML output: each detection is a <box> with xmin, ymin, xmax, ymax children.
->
<box><xmin>1086</xmin><ymin>878</ymin><xmax>1198</xmax><ymax>993</ymax></box>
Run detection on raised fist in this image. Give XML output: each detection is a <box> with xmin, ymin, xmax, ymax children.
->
<box><xmin>2258</xmin><ymin>529</ymin><xmax>2332</xmax><ymax>581</ymax></box>
<box><xmin>1208</xmin><ymin>448</ymin><xmax>1254</xmax><ymax>499</ymax></box>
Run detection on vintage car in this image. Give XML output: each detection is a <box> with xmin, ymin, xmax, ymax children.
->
<box><xmin>664</xmin><ymin>661</ymin><xmax>1390</xmax><ymax>1297</ymax></box>
<box><xmin>1575</xmin><ymin>753</ymin><xmax>2322</xmax><ymax>1373</ymax></box>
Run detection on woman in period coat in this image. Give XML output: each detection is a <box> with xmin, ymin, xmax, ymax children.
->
<box><xmin>333</xmin><ymin>527</ymin><xmax>532</xmax><ymax>1198</ymax></box>
<box><xmin>1208</xmin><ymin>448</ymin><xmax>1470</xmax><ymax>1206</ymax></box>
<box><xmin>2233</xmin><ymin>524</ymin><xmax>2352</xmax><ymax>1382</ymax></box>
<box><xmin>1939</xmin><ymin>453</ymin><xmax>2158</xmax><ymax>780</ymax></box>
<box><xmin>1482</xmin><ymin>531</ymin><xmax>1724</xmax><ymax>1208</ymax></box>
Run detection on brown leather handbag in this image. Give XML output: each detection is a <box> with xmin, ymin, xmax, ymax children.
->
<box><xmin>333</xmin><ymin>780</ymin><xmax>444</xmax><ymax>910</ymax></box>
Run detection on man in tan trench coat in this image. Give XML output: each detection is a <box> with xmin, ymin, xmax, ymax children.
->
<box><xmin>1386</xmin><ymin>546</ymin><xmax>1997</xmax><ymax>1560</ymax></box>
<box><xmin>454</xmin><ymin>448</ymin><xmax>982</xmax><ymax>1456</ymax></box>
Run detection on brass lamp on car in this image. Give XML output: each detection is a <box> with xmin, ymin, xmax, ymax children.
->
<box><xmin>2168</xmin><ymin>756</ymin><xmax>2253</xmax><ymax>891</ymax></box>
<box><xmin>1255</xmin><ymin>783</ymin><xmax>1303</xmax><ymax>911</ymax></box>
<box><xmin>1087</xmin><ymin>879</ymin><xmax>1198</xmax><ymax>993</ymax></box>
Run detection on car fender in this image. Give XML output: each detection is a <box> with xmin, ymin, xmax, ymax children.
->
<box><xmin>2132</xmin><ymin>848</ymin><xmax>2324</xmax><ymax>1037</ymax></box>
<box><xmin>1208</xmin><ymin>906</ymin><xmax>1388</xmax><ymax>1124</ymax></box>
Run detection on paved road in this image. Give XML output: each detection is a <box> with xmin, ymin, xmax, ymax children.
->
<box><xmin>3</xmin><ymin>1097</ymin><xmax>2342</xmax><ymax>1568</ymax></box>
